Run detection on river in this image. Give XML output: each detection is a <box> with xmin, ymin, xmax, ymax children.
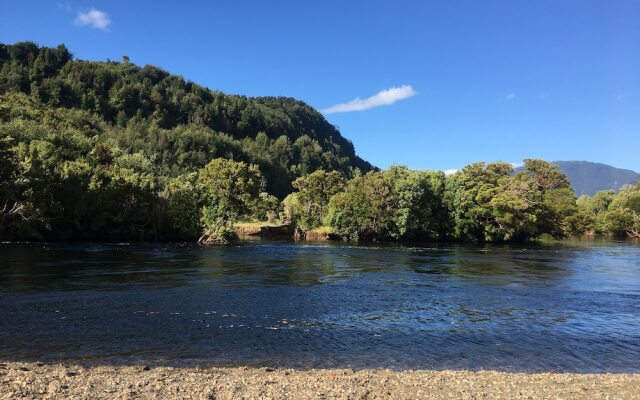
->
<box><xmin>0</xmin><ymin>240</ymin><xmax>638</xmax><ymax>372</ymax></box>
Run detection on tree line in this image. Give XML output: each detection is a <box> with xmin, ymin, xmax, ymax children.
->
<box><xmin>284</xmin><ymin>161</ymin><xmax>638</xmax><ymax>242</ymax></box>
<box><xmin>2</xmin><ymin>88</ymin><xmax>637</xmax><ymax>242</ymax></box>
<box><xmin>1</xmin><ymin>41</ymin><xmax>638</xmax><ymax>243</ymax></box>
<box><xmin>567</xmin><ymin>185</ymin><xmax>640</xmax><ymax>238</ymax></box>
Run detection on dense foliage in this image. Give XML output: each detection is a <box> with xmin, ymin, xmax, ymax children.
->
<box><xmin>0</xmin><ymin>91</ymin><xmax>281</xmax><ymax>241</ymax></box>
<box><xmin>196</xmin><ymin>159</ymin><xmax>263</xmax><ymax>243</ymax></box>
<box><xmin>0</xmin><ymin>41</ymin><xmax>370</xmax><ymax>241</ymax></box>
<box><xmin>0</xmin><ymin>41</ymin><xmax>372</xmax><ymax>198</ymax></box>
<box><xmin>324</xmin><ymin>167</ymin><xmax>448</xmax><ymax>240</ymax></box>
<box><xmin>282</xmin><ymin>170</ymin><xmax>347</xmax><ymax>230</ymax></box>
<box><xmin>567</xmin><ymin>183</ymin><xmax>640</xmax><ymax>238</ymax></box>
<box><xmin>297</xmin><ymin>160</ymin><xmax>580</xmax><ymax>242</ymax></box>
<box><xmin>2</xmin><ymin>41</ymin><xmax>634</xmax><ymax>243</ymax></box>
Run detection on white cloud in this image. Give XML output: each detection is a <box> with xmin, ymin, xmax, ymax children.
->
<box><xmin>504</xmin><ymin>92</ymin><xmax>516</xmax><ymax>101</ymax></box>
<box><xmin>75</xmin><ymin>8</ymin><xmax>111</xmax><ymax>31</ymax></box>
<box><xmin>511</xmin><ymin>161</ymin><xmax>524</xmax><ymax>169</ymax></box>
<box><xmin>322</xmin><ymin>85</ymin><xmax>417</xmax><ymax>114</ymax></box>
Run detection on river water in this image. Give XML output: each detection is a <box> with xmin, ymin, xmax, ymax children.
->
<box><xmin>0</xmin><ymin>240</ymin><xmax>638</xmax><ymax>372</ymax></box>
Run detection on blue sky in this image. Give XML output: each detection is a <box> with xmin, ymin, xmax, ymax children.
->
<box><xmin>2</xmin><ymin>1</ymin><xmax>639</xmax><ymax>172</ymax></box>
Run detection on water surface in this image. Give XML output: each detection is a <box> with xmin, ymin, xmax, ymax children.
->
<box><xmin>0</xmin><ymin>240</ymin><xmax>638</xmax><ymax>372</ymax></box>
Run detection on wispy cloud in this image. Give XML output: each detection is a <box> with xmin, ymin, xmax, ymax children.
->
<box><xmin>57</xmin><ymin>2</ymin><xmax>71</xmax><ymax>11</ymax></box>
<box><xmin>504</xmin><ymin>92</ymin><xmax>516</xmax><ymax>101</ymax></box>
<box><xmin>322</xmin><ymin>85</ymin><xmax>417</xmax><ymax>114</ymax></box>
<box><xmin>616</xmin><ymin>93</ymin><xmax>631</xmax><ymax>101</ymax></box>
<box><xmin>75</xmin><ymin>8</ymin><xmax>111</xmax><ymax>31</ymax></box>
<box><xmin>511</xmin><ymin>161</ymin><xmax>524</xmax><ymax>169</ymax></box>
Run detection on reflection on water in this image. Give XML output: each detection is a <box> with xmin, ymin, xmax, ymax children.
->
<box><xmin>0</xmin><ymin>240</ymin><xmax>639</xmax><ymax>372</ymax></box>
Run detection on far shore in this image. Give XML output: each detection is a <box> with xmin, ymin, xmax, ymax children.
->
<box><xmin>2</xmin><ymin>362</ymin><xmax>640</xmax><ymax>399</ymax></box>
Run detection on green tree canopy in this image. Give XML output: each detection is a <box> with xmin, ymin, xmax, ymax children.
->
<box><xmin>197</xmin><ymin>158</ymin><xmax>262</xmax><ymax>243</ymax></box>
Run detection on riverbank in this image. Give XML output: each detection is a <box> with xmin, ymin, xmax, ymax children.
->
<box><xmin>2</xmin><ymin>362</ymin><xmax>639</xmax><ymax>399</ymax></box>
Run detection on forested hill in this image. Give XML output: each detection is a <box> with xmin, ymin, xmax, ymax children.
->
<box><xmin>5</xmin><ymin>42</ymin><xmax>635</xmax><ymax>244</ymax></box>
<box><xmin>0</xmin><ymin>41</ymin><xmax>372</xmax><ymax>196</ymax></box>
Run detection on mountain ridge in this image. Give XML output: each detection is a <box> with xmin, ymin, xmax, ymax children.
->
<box><xmin>520</xmin><ymin>161</ymin><xmax>639</xmax><ymax>197</ymax></box>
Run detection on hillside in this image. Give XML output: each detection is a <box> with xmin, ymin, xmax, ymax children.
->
<box><xmin>514</xmin><ymin>161</ymin><xmax>639</xmax><ymax>196</ymax></box>
<box><xmin>552</xmin><ymin>161</ymin><xmax>639</xmax><ymax>196</ymax></box>
<box><xmin>3</xmin><ymin>41</ymin><xmax>637</xmax><ymax>243</ymax></box>
<box><xmin>0</xmin><ymin>41</ymin><xmax>372</xmax><ymax>197</ymax></box>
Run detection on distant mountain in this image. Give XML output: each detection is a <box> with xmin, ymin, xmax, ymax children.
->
<box><xmin>519</xmin><ymin>161</ymin><xmax>640</xmax><ymax>197</ymax></box>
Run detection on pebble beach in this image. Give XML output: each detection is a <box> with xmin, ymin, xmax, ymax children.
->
<box><xmin>2</xmin><ymin>362</ymin><xmax>640</xmax><ymax>399</ymax></box>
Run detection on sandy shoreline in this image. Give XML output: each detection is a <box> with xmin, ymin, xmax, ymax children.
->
<box><xmin>1</xmin><ymin>362</ymin><xmax>640</xmax><ymax>399</ymax></box>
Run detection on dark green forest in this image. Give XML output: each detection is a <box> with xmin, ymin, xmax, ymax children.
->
<box><xmin>1</xmin><ymin>42</ymin><xmax>638</xmax><ymax>242</ymax></box>
<box><xmin>0</xmin><ymin>42</ymin><xmax>370</xmax><ymax>241</ymax></box>
<box><xmin>0</xmin><ymin>42</ymin><xmax>372</xmax><ymax>194</ymax></box>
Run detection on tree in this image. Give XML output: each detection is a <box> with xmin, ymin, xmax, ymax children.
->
<box><xmin>87</xmin><ymin>151</ymin><xmax>158</xmax><ymax>241</ymax></box>
<box><xmin>444</xmin><ymin>160</ymin><xmax>577</xmax><ymax>242</ymax></box>
<box><xmin>381</xmin><ymin>166</ymin><xmax>446</xmax><ymax>239</ymax></box>
<box><xmin>166</xmin><ymin>173</ymin><xmax>200</xmax><ymax>239</ymax></box>
<box><xmin>282</xmin><ymin>192</ymin><xmax>303</xmax><ymax>225</ymax></box>
<box><xmin>519</xmin><ymin>159</ymin><xmax>577</xmax><ymax>239</ymax></box>
<box><xmin>325</xmin><ymin>171</ymin><xmax>395</xmax><ymax>240</ymax></box>
<box><xmin>196</xmin><ymin>158</ymin><xmax>262</xmax><ymax>244</ymax></box>
<box><xmin>445</xmin><ymin>162</ymin><xmax>514</xmax><ymax>241</ymax></box>
<box><xmin>609</xmin><ymin>184</ymin><xmax>640</xmax><ymax>213</ymax></box>
<box><xmin>0</xmin><ymin>135</ymin><xmax>31</xmax><ymax>237</ymax></box>
<box><xmin>601</xmin><ymin>208</ymin><xmax>635</xmax><ymax>237</ymax></box>
<box><xmin>290</xmin><ymin>169</ymin><xmax>346</xmax><ymax>229</ymax></box>
<box><xmin>487</xmin><ymin>176</ymin><xmax>538</xmax><ymax>241</ymax></box>
<box><xmin>564</xmin><ymin>209</ymin><xmax>595</xmax><ymax>236</ymax></box>
<box><xmin>602</xmin><ymin>183</ymin><xmax>640</xmax><ymax>238</ymax></box>
<box><xmin>251</xmin><ymin>192</ymin><xmax>281</xmax><ymax>222</ymax></box>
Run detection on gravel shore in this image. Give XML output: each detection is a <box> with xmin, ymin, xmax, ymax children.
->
<box><xmin>1</xmin><ymin>362</ymin><xmax>639</xmax><ymax>399</ymax></box>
